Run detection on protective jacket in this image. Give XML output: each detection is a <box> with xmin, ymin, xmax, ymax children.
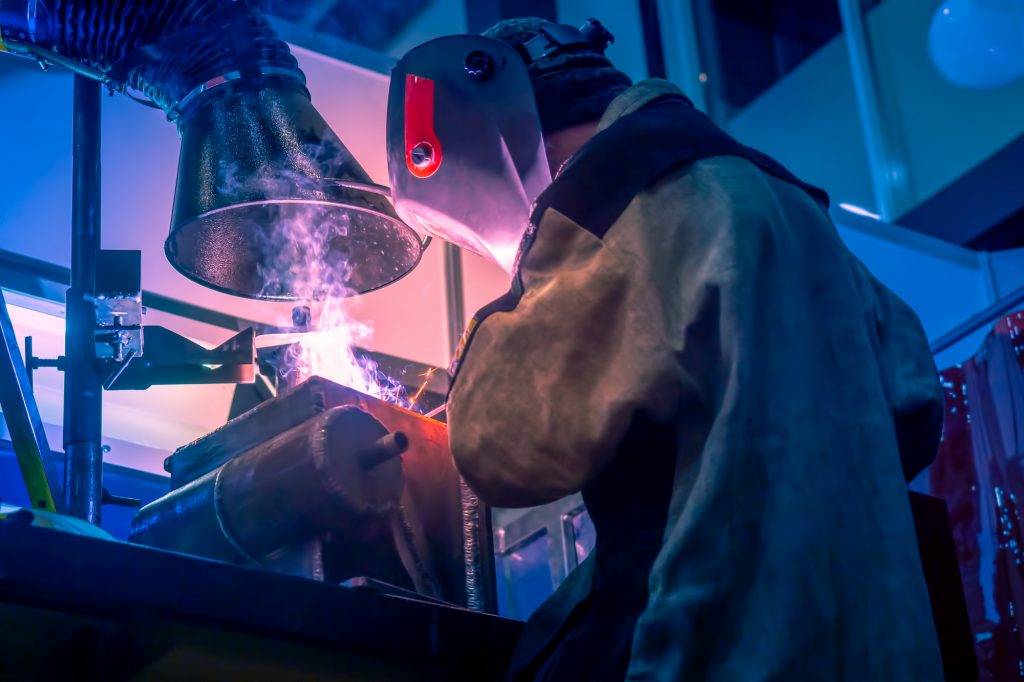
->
<box><xmin>446</xmin><ymin>79</ymin><xmax>945</xmax><ymax>681</ymax></box>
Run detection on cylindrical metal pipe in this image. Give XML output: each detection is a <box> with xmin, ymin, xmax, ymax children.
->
<box><xmin>930</xmin><ymin>283</ymin><xmax>1024</xmax><ymax>355</ymax></box>
<box><xmin>356</xmin><ymin>432</ymin><xmax>409</xmax><ymax>471</ymax></box>
<box><xmin>130</xmin><ymin>407</ymin><xmax>405</xmax><ymax>562</ymax></box>
<box><xmin>63</xmin><ymin>75</ymin><xmax>104</xmax><ymax>525</ymax></box>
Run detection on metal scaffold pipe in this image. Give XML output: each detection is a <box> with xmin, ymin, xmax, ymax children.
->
<box><xmin>63</xmin><ymin>75</ymin><xmax>104</xmax><ymax>524</ymax></box>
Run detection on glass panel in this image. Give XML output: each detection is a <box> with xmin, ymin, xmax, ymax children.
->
<box><xmin>260</xmin><ymin>0</ymin><xmax>468</xmax><ymax>62</ymax></box>
<box><xmin>690</xmin><ymin>1</ymin><xmax>878</xmax><ymax>216</ymax></box>
<box><xmin>556</xmin><ymin>0</ymin><xmax>651</xmax><ymax>83</ymax></box>
<box><xmin>692</xmin><ymin>0</ymin><xmax>881</xmax><ymax>117</ymax></box>
<box><xmin>860</xmin><ymin>0</ymin><xmax>1024</xmax><ymax>246</ymax></box>
<box><xmin>496</xmin><ymin>530</ymin><xmax>555</xmax><ymax>620</ymax></box>
<box><xmin>261</xmin><ymin>0</ymin><xmax>434</xmax><ymax>52</ymax></box>
<box><xmin>570</xmin><ymin>509</ymin><xmax>597</xmax><ymax>565</ymax></box>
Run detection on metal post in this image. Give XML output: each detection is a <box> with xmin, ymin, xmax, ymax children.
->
<box><xmin>63</xmin><ymin>75</ymin><xmax>103</xmax><ymax>524</ymax></box>
<box><xmin>638</xmin><ymin>0</ymin><xmax>668</xmax><ymax>79</ymax></box>
<box><xmin>689</xmin><ymin>0</ymin><xmax>730</xmax><ymax>123</ymax></box>
<box><xmin>837</xmin><ymin>0</ymin><xmax>912</xmax><ymax>221</ymax></box>
<box><xmin>655</xmin><ymin>0</ymin><xmax>709</xmax><ymax>113</ymax></box>
<box><xmin>440</xmin><ymin>241</ymin><xmax>486</xmax><ymax>610</ymax></box>
<box><xmin>443</xmin><ymin>243</ymin><xmax>465</xmax><ymax>360</ymax></box>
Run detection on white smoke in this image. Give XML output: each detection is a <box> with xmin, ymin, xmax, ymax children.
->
<box><xmin>218</xmin><ymin>162</ymin><xmax>410</xmax><ymax>405</ymax></box>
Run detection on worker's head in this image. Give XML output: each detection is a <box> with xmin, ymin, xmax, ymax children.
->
<box><xmin>482</xmin><ymin>17</ymin><xmax>632</xmax><ymax>172</ymax></box>
<box><xmin>385</xmin><ymin>19</ymin><xmax>629</xmax><ymax>276</ymax></box>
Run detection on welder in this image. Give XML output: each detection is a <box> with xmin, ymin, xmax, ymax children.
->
<box><xmin>387</xmin><ymin>17</ymin><xmax>945</xmax><ymax>681</ymax></box>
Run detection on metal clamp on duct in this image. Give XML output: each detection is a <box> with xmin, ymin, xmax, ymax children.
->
<box><xmin>0</xmin><ymin>0</ymin><xmax>423</xmax><ymax>297</ymax></box>
<box><xmin>130</xmin><ymin>406</ymin><xmax>407</xmax><ymax>565</ymax></box>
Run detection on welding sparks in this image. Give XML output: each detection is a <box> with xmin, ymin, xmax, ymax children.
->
<box><xmin>286</xmin><ymin>298</ymin><xmax>407</xmax><ymax>405</ymax></box>
<box><xmin>408</xmin><ymin>367</ymin><xmax>438</xmax><ymax>408</ymax></box>
<box><xmin>239</xmin><ymin>165</ymin><xmax>410</xmax><ymax>406</ymax></box>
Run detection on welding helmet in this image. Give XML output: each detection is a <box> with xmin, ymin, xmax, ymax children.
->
<box><xmin>387</xmin><ymin>21</ymin><xmax>619</xmax><ymax>273</ymax></box>
<box><xmin>386</xmin><ymin>34</ymin><xmax>548</xmax><ymax>274</ymax></box>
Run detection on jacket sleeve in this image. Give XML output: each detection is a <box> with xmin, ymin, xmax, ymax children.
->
<box><xmin>867</xmin><ymin>273</ymin><xmax>945</xmax><ymax>481</ymax></box>
<box><xmin>446</xmin><ymin>204</ymin><xmax>696</xmax><ymax>508</ymax></box>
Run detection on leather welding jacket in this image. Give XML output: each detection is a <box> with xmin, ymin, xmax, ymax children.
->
<box><xmin>446</xmin><ymin>80</ymin><xmax>944</xmax><ymax>681</ymax></box>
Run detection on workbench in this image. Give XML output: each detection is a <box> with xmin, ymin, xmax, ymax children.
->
<box><xmin>0</xmin><ymin>520</ymin><xmax>522</xmax><ymax>680</ymax></box>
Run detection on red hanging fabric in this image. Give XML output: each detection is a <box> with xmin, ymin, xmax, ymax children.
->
<box><xmin>931</xmin><ymin>311</ymin><xmax>1024</xmax><ymax>681</ymax></box>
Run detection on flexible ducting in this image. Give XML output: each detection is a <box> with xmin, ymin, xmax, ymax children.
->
<box><xmin>0</xmin><ymin>0</ymin><xmax>424</xmax><ymax>298</ymax></box>
<box><xmin>0</xmin><ymin>0</ymin><xmax>302</xmax><ymax>123</ymax></box>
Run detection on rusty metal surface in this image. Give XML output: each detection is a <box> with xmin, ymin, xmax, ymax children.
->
<box><xmin>130</xmin><ymin>406</ymin><xmax>403</xmax><ymax>563</ymax></box>
<box><xmin>166</xmin><ymin>376</ymin><xmax>348</xmax><ymax>487</ymax></box>
<box><xmin>157</xmin><ymin>377</ymin><xmax>494</xmax><ymax>610</ymax></box>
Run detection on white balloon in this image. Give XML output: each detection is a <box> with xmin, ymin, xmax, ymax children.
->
<box><xmin>929</xmin><ymin>0</ymin><xmax>1024</xmax><ymax>89</ymax></box>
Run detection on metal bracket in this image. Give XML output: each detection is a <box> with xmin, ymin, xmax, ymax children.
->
<box><xmin>23</xmin><ymin>335</ymin><xmax>63</xmax><ymax>389</ymax></box>
<box><xmin>95</xmin><ymin>250</ymin><xmax>143</xmax><ymax>364</ymax></box>
<box><xmin>101</xmin><ymin>487</ymin><xmax>141</xmax><ymax>508</ymax></box>
<box><xmin>104</xmin><ymin>326</ymin><xmax>255</xmax><ymax>391</ymax></box>
<box><xmin>90</xmin><ymin>250</ymin><xmax>255</xmax><ymax>390</ymax></box>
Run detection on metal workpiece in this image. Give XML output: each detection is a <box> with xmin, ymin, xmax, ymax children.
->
<box><xmin>157</xmin><ymin>377</ymin><xmax>494</xmax><ymax>610</ymax></box>
<box><xmin>165</xmin><ymin>377</ymin><xmax>423</xmax><ymax>488</ymax></box>
<box><xmin>130</xmin><ymin>406</ymin><xmax>404</xmax><ymax>563</ymax></box>
<box><xmin>127</xmin><ymin>466</ymin><xmax>246</xmax><ymax>564</ymax></box>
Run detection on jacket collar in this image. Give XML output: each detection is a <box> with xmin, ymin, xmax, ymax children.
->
<box><xmin>550</xmin><ymin>80</ymin><xmax>689</xmax><ymax>182</ymax></box>
<box><xmin>597</xmin><ymin>79</ymin><xmax>689</xmax><ymax>133</ymax></box>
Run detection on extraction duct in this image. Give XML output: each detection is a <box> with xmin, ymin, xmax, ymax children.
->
<box><xmin>0</xmin><ymin>0</ymin><xmax>423</xmax><ymax>299</ymax></box>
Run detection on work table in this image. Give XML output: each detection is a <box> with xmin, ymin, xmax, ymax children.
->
<box><xmin>0</xmin><ymin>520</ymin><xmax>522</xmax><ymax>680</ymax></box>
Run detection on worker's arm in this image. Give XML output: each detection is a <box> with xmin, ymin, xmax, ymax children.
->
<box><xmin>446</xmin><ymin>195</ymin><xmax>709</xmax><ymax>508</ymax></box>
<box><xmin>868</xmin><ymin>274</ymin><xmax>945</xmax><ymax>480</ymax></box>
